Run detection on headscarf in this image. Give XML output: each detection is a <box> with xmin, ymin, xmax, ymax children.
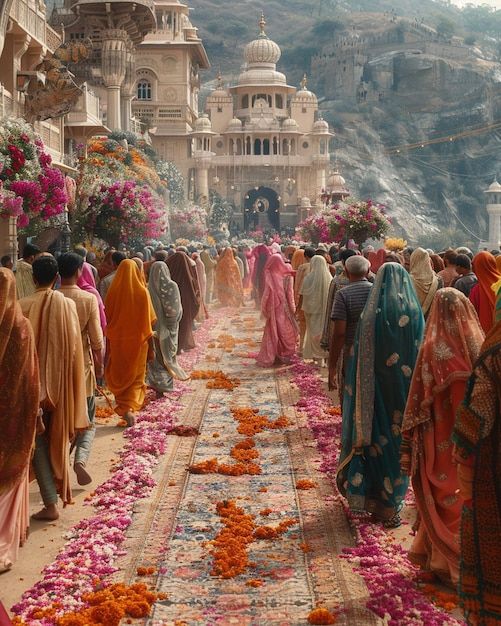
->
<box><xmin>284</xmin><ymin>245</ymin><xmax>297</xmax><ymax>261</ymax></box>
<box><xmin>261</xmin><ymin>254</ymin><xmax>295</xmax><ymax>319</ymax></box>
<box><xmin>166</xmin><ymin>252</ymin><xmax>200</xmax><ymax>351</ymax></box>
<box><xmin>496</xmin><ymin>255</ymin><xmax>501</xmax><ymax>274</ymax></box>
<box><xmin>472</xmin><ymin>251</ymin><xmax>500</xmax><ymax>332</ymax></box>
<box><xmin>430</xmin><ymin>254</ymin><xmax>445</xmax><ymax>273</ymax></box>
<box><xmin>300</xmin><ymin>255</ymin><xmax>332</xmax><ymax>315</ymax></box>
<box><xmin>251</xmin><ymin>244</ymin><xmax>272</xmax><ymax>303</ymax></box>
<box><xmin>131</xmin><ymin>256</ymin><xmax>146</xmax><ymax>285</ymax></box>
<box><xmin>291</xmin><ymin>249</ymin><xmax>305</xmax><ymax>271</ymax></box>
<box><xmin>368</xmin><ymin>248</ymin><xmax>386</xmax><ymax>273</ymax></box>
<box><xmin>269</xmin><ymin>242</ymin><xmax>282</xmax><ymax>255</ymax></box>
<box><xmin>402</xmin><ymin>288</ymin><xmax>484</xmax><ymax>434</ymax></box>
<box><xmin>98</xmin><ymin>250</ymin><xmax>115</xmax><ymax>279</ymax></box>
<box><xmin>215</xmin><ymin>248</ymin><xmax>244</xmax><ymax>307</ymax></box>
<box><xmin>192</xmin><ymin>253</ymin><xmax>208</xmax><ymax>319</ymax></box>
<box><xmin>352</xmin><ymin>263</ymin><xmax>425</xmax><ymax>447</ymax></box>
<box><xmin>148</xmin><ymin>262</ymin><xmax>188</xmax><ymax>380</ymax></box>
<box><xmin>77</xmin><ymin>262</ymin><xmax>106</xmax><ymax>331</ymax></box>
<box><xmin>409</xmin><ymin>247</ymin><xmax>439</xmax><ymax>315</ymax></box>
<box><xmin>105</xmin><ymin>259</ymin><xmax>156</xmax><ymax>344</ymax></box>
<box><xmin>0</xmin><ymin>269</ymin><xmax>40</xmax><ymax>495</ymax></box>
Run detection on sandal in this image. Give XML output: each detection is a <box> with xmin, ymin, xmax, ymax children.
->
<box><xmin>382</xmin><ymin>514</ymin><xmax>401</xmax><ymax>529</ymax></box>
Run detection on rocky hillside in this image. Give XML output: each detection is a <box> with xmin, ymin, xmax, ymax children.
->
<box><xmin>192</xmin><ymin>0</ymin><xmax>501</xmax><ymax>246</ymax></box>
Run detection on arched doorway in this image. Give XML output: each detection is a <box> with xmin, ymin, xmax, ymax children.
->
<box><xmin>244</xmin><ymin>186</ymin><xmax>280</xmax><ymax>232</ymax></box>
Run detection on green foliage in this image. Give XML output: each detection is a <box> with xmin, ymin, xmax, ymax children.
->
<box><xmin>156</xmin><ymin>160</ymin><xmax>185</xmax><ymax>207</ymax></box>
<box><xmin>312</xmin><ymin>19</ymin><xmax>344</xmax><ymax>38</ymax></box>
<box><xmin>209</xmin><ymin>190</ymin><xmax>234</xmax><ymax>229</ymax></box>
<box><xmin>461</xmin><ymin>4</ymin><xmax>501</xmax><ymax>37</ymax></box>
<box><xmin>436</xmin><ymin>16</ymin><xmax>455</xmax><ymax>38</ymax></box>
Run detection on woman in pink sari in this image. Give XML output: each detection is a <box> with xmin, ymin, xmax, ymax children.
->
<box><xmin>251</xmin><ymin>244</ymin><xmax>271</xmax><ymax>308</ymax></box>
<box><xmin>401</xmin><ymin>288</ymin><xmax>484</xmax><ymax>585</ymax></box>
<box><xmin>256</xmin><ymin>255</ymin><xmax>298</xmax><ymax>367</ymax></box>
<box><xmin>77</xmin><ymin>261</ymin><xmax>107</xmax><ymax>331</ymax></box>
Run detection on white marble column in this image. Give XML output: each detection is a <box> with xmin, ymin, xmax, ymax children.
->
<box><xmin>101</xmin><ymin>30</ymin><xmax>129</xmax><ymax>130</ymax></box>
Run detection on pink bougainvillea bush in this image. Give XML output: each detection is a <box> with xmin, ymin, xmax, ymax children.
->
<box><xmin>0</xmin><ymin>118</ymin><xmax>67</xmax><ymax>228</ymax></box>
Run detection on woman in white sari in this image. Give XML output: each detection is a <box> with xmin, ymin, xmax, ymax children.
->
<box><xmin>300</xmin><ymin>255</ymin><xmax>333</xmax><ymax>363</ymax></box>
<box><xmin>146</xmin><ymin>262</ymin><xmax>189</xmax><ymax>395</ymax></box>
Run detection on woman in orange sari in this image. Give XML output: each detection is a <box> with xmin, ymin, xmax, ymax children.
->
<box><xmin>105</xmin><ymin>260</ymin><xmax>156</xmax><ymax>427</ymax></box>
<box><xmin>0</xmin><ymin>269</ymin><xmax>40</xmax><ymax>571</ymax></box>
<box><xmin>469</xmin><ymin>251</ymin><xmax>501</xmax><ymax>333</ymax></box>
<box><xmin>401</xmin><ymin>289</ymin><xmax>484</xmax><ymax>585</ymax></box>
<box><xmin>215</xmin><ymin>247</ymin><xmax>244</xmax><ymax>307</ymax></box>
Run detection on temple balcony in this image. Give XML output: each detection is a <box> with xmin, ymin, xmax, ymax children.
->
<box><xmin>10</xmin><ymin>0</ymin><xmax>62</xmax><ymax>51</ymax></box>
<box><xmin>65</xmin><ymin>84</ymin><xmax>109</xmax><ymax>140</ymax></box>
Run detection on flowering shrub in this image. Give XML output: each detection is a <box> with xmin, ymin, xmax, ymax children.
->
<box><xmin>0</xmin><ymin>118</ymin><xmax>67</xmax><ymax>227</ymax></box>
<box><xmin>75</xmin><ymin>137</ymin><xmax>169</xmax><ymax>246</ymax></box>
<box><xmin>169</xmin><ymin>205</ymin><xmax>208</xmax><ymax>241</ymax></box>
<box><xmin>297</xmin><ymin>200</ymin><xmax>391</xmax><ymax>247</ymax></box>
<box><xmin>83</xmin><ymin>180</ymin><xmax>165</xmax><ymax>248</ymax></box>
<box><xmin>385</xmin><ymin>237</ymin><xmax>408</xmax><ymax>252</ymax></box>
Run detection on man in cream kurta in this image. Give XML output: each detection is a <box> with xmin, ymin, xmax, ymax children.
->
<box><xmin>20</xmin><ymin>255</ymin><xmax>88</xmax><ymax>521</ymax></box>
<box><xmin>58</xmin><ymin>253</ymin><xmax>103</xmax><ymax>487</ymax></box>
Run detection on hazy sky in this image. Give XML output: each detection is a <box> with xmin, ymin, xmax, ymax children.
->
<box><xmin>451</xmin><ymin>0</ymin><xmax>501</xmax><ymax>7</ymax></box>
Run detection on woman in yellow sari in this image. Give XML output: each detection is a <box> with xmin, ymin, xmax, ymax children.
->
<box><xmin>105</xmin><ymin>260</ymin><xmax>156</xmax><ymax>426</ymax></box>
<box><xmin>215</xmin><ymin>247</ymin><xmax>244</xmax><ymax>307</ymax></box>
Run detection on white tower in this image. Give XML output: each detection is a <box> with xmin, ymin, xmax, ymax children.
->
<box><xmin>485</xmin><ymin>179</ymin><xmax>501</xmax><ymax>250</ymax></box>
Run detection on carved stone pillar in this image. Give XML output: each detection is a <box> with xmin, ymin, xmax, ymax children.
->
<box><xmin>101</xmin><ymin>29</ymin><xmax>128</xmax><ymax>130</ymax></box>
<box><xmin>120</xmin><ymin>46</ymin><xmax>135</xmax><ymax>132</ymax></box>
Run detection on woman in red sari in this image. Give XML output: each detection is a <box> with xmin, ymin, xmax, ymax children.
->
<box><xmin>214</xmin><ymin>247</ymin><xmax>244</xmax><ymax>307</ymax></box>
<box><xmin>0</xmin><ymin>268</ymin><xmax>40</xmax><ymax>571</ymax></box>
<box><xmin>401</xmin><ymin>288</ymin><xmax>484</xmax><ymax>585</ymax></box>
<box><xmin>256</xmin><ymin>255</ymin><xmax>298</xmax><ymax>367</ymax></box>
<box><xmin>469</xmin><ymin>251</ymin><xmax>501</xmax><ymax>333</ymax></box>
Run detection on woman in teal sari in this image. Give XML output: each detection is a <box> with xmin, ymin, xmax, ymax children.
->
<box><xmin>336</xmin><ymin>263</ymin><xmax>425</xmax><ymax>526</ymax></box>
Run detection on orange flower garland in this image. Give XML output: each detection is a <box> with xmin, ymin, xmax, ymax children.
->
<box><xmin>190</xmin><ymin>370</ymin><xmax>241</xmax><ymax>391</ymax></box>
<box><xmin>307</xmin><ymin>607</ymin><xmax>337</xmax><ymax>625</ymax></box>
<box><xmin>296</xmin><ymin>479</ymin><xmax>317</xmax><ymax>490</ymax></box>
<box><xmin>210</xmin><ymin>500</ymin><xmax>298</xmax><ymax>580</ymax></box>
<box><xmin>20</xmin><ymin>583</ymin><xmax>161</xmax><ymax>626</ymax></box>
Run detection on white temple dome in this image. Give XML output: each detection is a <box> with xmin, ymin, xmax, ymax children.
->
<box><xmin>237</xmin><ymin>68</ymin><xmax>287</xmax><ymax>86</ymax></box>
<box><xmin>327</xmin><ymin>170</ymin><xmax>348</xmax><ymax>191</ymax></box>
<box><xmin>244</xmin><ymin>13</ymin><xmax>281</xmax><ymax>66</ymax></box>
<box><xmin>313</xmin><ymin>118</ymin><xmax>329</xmax><ymax>132</ymax></box>
<box><xmin>301</xmin><ymin>196</ymin><xmax>312</xmax><ymax>208</ymax></box>
<box><xmin>227</xmin><ymin>117</ymin><xmax>243</xmax><ymax>130</ymax></box>
<box><xmin>193</xmin><ymin>114</ymin><xmax>212</xmax><ymax>132</ymax></box>
<box><xmin>486</xmin><ymin>179</ymin><xmax>501</xmax><ymax>192</ymax></box>
<box><xmin>282</xmin><ymin>117</ymin><xmax>299</xmax><ymax>130</ymax></box>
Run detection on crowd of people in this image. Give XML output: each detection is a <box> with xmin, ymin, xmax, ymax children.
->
<box><xmin>1</xmin><ymin>239</ymin><xmax>500</xmax><ymax>626</ymax></box>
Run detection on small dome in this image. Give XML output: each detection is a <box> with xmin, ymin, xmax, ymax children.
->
<box><xmin>244</xmin><ymin>13</ymin><xmax>281</xmax><ymax>66</ymax></box>
<box><xmin>327</xmin><ymin>170</ymin><xmax>348</xmax><ymax>192</ymax></box>
<box><xmin>293</xmin><ymin>89</ymin><xmax>317</xmax><ymax>102</ymax></box>
<box><xmin>301</xmin><ymin>196</ymin><xmax>312</xmax><ymax>208</ymax></box>
<box><xmin>313</xmin><ymin>118</ymin><xmax>329</xmax><ymax>132</ymax></box>
<box><xmin>487</xmin><ymin>179</ymin><xmax>501</xmax><ymax>192</ymax></box>
<box><xmin>227</xmin><ymin>117</ymin><xmax>243</xmax><ymax>130</ymax></box>
<box><xmin>282</xmin><ymin>117</ymin><xmax>299</xmax><ymax>130</ymax></box>
<box><xmin>193</xmin><ymin>114</ymin><xmax>212</xmax><ymax>132</ymax></box>
<box><xmin>210</xmin><ymin>87</ymin><xmax>229</xmax><ymax>98</ymax></box>
<box><xmin>237</xmin><ymin>68</ymin><xmax>287</xmax><ymax>86</ymax></box>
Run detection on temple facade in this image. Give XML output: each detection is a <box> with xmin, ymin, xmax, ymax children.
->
<box><xmin>133</xmin><ymin>9</ymin><xmax>333</xmax><ymax>231</ymax></box>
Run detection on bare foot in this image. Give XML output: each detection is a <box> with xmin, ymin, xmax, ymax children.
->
<box><xmin>32</xmin><ymin>505</ymin><xmax>59</xmax><ymax>521</ymax></box>
<box><xmin>123</xmin><ymin>411</ymin><xmax>136</xmax><ymax>428</ymax></box>
<box><xmin>74</xmin><ymin>462</ymin><xmax>92</xmax><ymax>486</ymax></box>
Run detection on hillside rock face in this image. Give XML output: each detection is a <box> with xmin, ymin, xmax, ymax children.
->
<box><xmin>307</xmin><ymin>17</ymin><xmax>501</xmax><ymax>244</ymax></box>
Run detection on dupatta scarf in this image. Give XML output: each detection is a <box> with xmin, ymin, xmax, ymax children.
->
<box><xmin>251</xmin><ymin>244</ymin><xmax>272</xmax><ymax>305</ymax></box>
<box><xmin>215</xmin><ymin>248</ymin><xmax>244</xmax><ymax>307</ymax></box>
<box><xmin>166</xmin><ymin>252</ymin><xmax>200</xmax><ymax>352</ymax></box>
<box><xmin>0</xmin><ymin>269</ymin><xmax>40</xmax><ymax>495</ymax></box>
<box><xmin>472</xmin><ymin>251</ymin><xmax>500</xmax><ymax>332</ymax></box>
<box><xmin>337</xmin><ymin>263</ymin><xmax>424</xmax><ymax>518</ymax></box>
<box><xmin>410</xmin><ymin>247</ymin><xmax>439</xmax><ymax>315</ymax></box>
<box><xmin>77</xmin><ymin>262</ymin><xmax>106</xmax><ymax>331</ymax></box>
<box><xmin>148</xmin><ymin>262</ymin><xmax>188</xmax><ymax>381</ymax></box>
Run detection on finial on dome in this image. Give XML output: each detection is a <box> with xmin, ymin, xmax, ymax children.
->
<box><xmin>258</xmin><ymin>12</ymin><xmax>267</xmax><ymax>37</ymax></box>
<box><xmin>301</xmin><ymin>73</ymin><xmax>308</xmax><ymax>90</ymax></box>
<box><xmin>216</xmin><ymin>68</ymin><xmax>223</xmax><ymax>89</ymax></box>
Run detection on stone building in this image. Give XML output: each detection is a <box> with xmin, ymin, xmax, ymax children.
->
<box><xmin>131</xmin><ymin>0</ymin><xmax>209</xmax><ymax>197</ymax></box>
<box><xmin>485</xmin><ymin>179</ymin><xmax>501</xmax><ymax>251</ymax></box>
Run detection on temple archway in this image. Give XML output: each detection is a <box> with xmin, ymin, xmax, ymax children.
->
<box><xmin>244</xmin><ymin>186</ymin><xmax>280</xmax><ymax>231</ymax></box>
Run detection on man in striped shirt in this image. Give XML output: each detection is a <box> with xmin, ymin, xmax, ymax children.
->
<box><xmin>328</xmin><ymin>255</ymin><xmax>372</xmax><ymax>395</ymax></box>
